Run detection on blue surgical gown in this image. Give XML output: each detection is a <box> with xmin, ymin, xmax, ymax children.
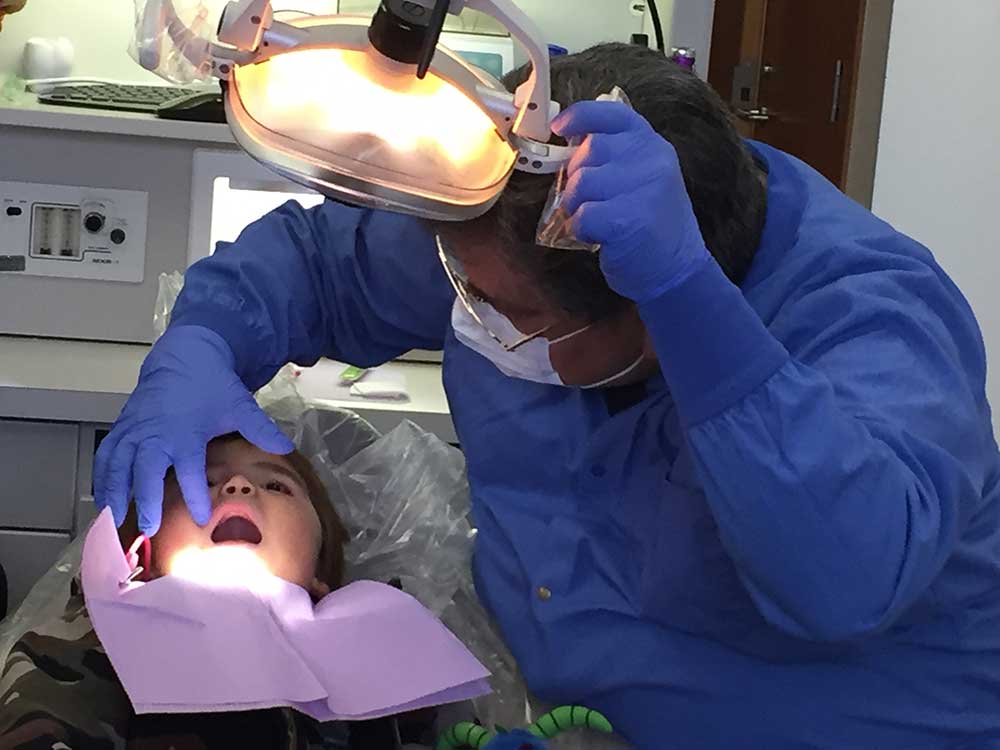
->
<box><xmin>171</xmin><ymin>143</ymin><xmax>1000</xmax><ymax>749</ymax></box>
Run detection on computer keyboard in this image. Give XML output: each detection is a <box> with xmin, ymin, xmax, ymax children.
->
<box><xmin>37</xmin><ymin>82</ymin><xmax>205</xmax><ymax>114</ymax></box>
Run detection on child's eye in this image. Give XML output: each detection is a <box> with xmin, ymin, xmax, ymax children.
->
<box><xmin>265</xmin><ymin>479</ymin><xmax>292</xmax><ymax>495</ymax></box>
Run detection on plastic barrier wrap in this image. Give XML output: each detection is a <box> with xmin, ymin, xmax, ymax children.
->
<box><xmin>0</xmin><ymin>535</ymin><xmax>86</xmax><ymax>671</ymax></box>
<box><xmin>152</xmin><ymin>270</ymin><xmax>183</xmax><ymax>340</ymax></box>
<box><xmin>129</xmin><ymin>0</ymin><xmax>223</xmax><ymax>84</ymax></box>
<box><xmin>535</xmin><ymin>86</ymin><xmax>632</xmax><ymax>254</ymax></box>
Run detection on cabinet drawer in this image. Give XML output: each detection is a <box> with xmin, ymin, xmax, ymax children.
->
<box><xmin>0</xmin><ymin>419</ymin><xmax>78</xmax><ymax>530</ymax></box>
<box><xmin>0</xmin><ymin>530</ymin><xmax>70</xmax><ymax>614</ymax></box>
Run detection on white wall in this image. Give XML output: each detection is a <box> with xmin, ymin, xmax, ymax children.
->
<box><xmin>872</xmin><ymin>1</ymin><xmax>1000</xmax><ymax>435</ymax></box>
<box><xmin>339</xmin><ymin>0</ymin><xmax>654</xmax><ymax>52</ymax></box>
<box><xmin>0</xmin><ymin>0</ymin><xmax>346</xmax><ymax>83</ymax></box>
<box><xmin>0</xmin><ymin>0</ymin><xmax>163</xmax><ymax>83</ymax></box>
<box><xmin>668</xmin><ymin>0</ymin><xmax>713</xmax><ymax>76</ymax></box>
<box><xmin>515</xmin><ymin>0</ymin><xmax>647</xmax><ymax>52</ymax></box>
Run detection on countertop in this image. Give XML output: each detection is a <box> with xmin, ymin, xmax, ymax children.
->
<box><xmin>0</xmin><ymin>90</ymin><xmax>235</xmax><ymax>143</ymax></box>
<box><xmin>0</xmin><ymin>337</ymin><xmax>455</xmax><ymax>443</ymax></box>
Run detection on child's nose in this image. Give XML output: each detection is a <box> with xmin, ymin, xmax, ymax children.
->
<box><xmin>221</xmin><ymin>475</ymin><xmax>255</xmax><ymax>497</ymax></box>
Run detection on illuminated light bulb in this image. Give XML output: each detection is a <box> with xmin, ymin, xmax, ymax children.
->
<box><xmin>167</xmin><ymin>545</ymin><xmax>281</xmax><ymax>596</ymax></box>
<box><xmin>233</xmin><ymin>46</ymin><xmax>515</xmax><ymax>187</ymax></box>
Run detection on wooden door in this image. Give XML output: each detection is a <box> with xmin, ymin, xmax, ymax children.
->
<box><xmin>708</xmin><ymin>0</ymin><xmax>867</xmax><ymax>188</ymax></box>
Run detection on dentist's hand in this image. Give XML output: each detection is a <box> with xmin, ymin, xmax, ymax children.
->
<box><xmin>551</xmin><ymin>101</ymin><xmax>711</xmax><ymax>304</ymax></box>
<box><xmin>94</xmin><ymin>325</ymin><xmax>294</xmax><ymax>535</ymax></box>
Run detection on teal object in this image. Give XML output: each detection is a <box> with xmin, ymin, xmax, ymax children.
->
<box><xmin>455</xmin><ymin>50</ymin><xmax>504</xmax><ymax>80</ymax></box>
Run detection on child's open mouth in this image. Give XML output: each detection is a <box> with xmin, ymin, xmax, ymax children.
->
<box><xmin>210</xmin><ymin>514</ymin><xmax>263</xmax><ymax>545</ymax></box>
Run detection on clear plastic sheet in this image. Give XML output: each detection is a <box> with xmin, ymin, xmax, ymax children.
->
<box><xmin>0</xmin><ymin>535</ymin><xmax>86</xmax><ymax>670</ymax></box>
<box><xmin>535</xmin><ymin>86</ymin><xmax>632</xmax><ymax>253</ymax></box>
<box><xmin>129</xmin><ymin>0</ymin><xmax>223</xmax><ymax>84</ymax></box>
<box><xmin>152</xmin><ymin>270</ymin><xmax>183</xmax><ymax>340</ymax></box>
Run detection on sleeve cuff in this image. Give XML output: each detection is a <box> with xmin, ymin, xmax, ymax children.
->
<box><xmin>168</xmin><ymin>309</ymin><xmax>262</xmax><ymax>388</ymax></box>
<box><xmin>639</xmin><ymin>258</ymin><xmax>789</xmax><ymax>426</ymax></box>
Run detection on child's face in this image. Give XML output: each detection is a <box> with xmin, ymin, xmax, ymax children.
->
<box><xmin>153</xmin><ymin>438</ymin><xmax>327</xmax><ymax>597</ymax></box>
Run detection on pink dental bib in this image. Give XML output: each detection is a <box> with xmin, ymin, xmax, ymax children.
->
<box><xmin>82</xmin><ymin>508</ymin><xmax>490</xmax><ymax>720</ymax></box>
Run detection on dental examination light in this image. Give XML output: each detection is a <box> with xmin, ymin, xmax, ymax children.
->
<box><xmin>139</xmin><ymin>0</ymin><xmax>571</xmax><ymax>221</ymax></box>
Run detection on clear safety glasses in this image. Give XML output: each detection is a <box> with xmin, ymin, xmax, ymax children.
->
<box><xmin>437</xmin><ymin>234</ymin><xmax>548</xmax><ymax>351</ymax></box>
<box><xmin>436</xmin><ymin>234</ymin><xmax>593</xmax><ymax>352</ymax></box>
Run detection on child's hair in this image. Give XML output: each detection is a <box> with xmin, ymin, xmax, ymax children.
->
<box><xmin>119</xmin><ymin>434</ymin><xmax>350</xmax><ymax>591</ymax></box>
<box><xmin>280</xmin><ymin>440</ymin><xmax>350</xmax><ymax>590</ymax></box>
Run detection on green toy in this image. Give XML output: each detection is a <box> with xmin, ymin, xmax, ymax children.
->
<box><xmin>436</xmin><ymin>705</ymin><xmax>614</xmax><ymax>750</ymax></box>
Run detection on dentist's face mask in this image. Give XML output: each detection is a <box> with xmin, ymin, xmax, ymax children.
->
<box><xmin>439</xmin><ymin>236</ymin><xmax>645</xmax><ymax>389</ymax></box>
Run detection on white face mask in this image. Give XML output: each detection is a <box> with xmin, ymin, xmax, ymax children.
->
<box><xmin>451</xmin><ymin>300</ymin><xmax>645</xmax><ymax>389</ymax></box>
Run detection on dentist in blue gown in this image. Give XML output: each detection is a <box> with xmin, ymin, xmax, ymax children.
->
<box><xmin>95</xmin><ymin>44</ymin><xmax>1000</xmax><ymax>749</ymax></box>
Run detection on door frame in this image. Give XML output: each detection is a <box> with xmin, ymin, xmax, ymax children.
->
<box><xmin>707</xmin><ymin>0</ymin><xmax>895</xmax><ymax>208</ymax></box>
<box><xmin>844</xmin><ymin>0</ymin><xmax>894</xmax><ymax>208</ymax></box>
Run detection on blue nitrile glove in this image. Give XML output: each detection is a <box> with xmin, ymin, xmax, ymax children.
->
<box><xmin>94</xmin><ymin>325</ymin><xmax>294</xmax><ymax>535</ymax></box>
<box><xmin>551</xmin><ymin>100</ymin><xmax>711</xmax><ymax>303</ymax></box>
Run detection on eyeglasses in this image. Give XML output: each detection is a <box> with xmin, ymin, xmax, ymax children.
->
<box><xmin>436</xmin><ymin>234</ymin><xmax>598</xmax><ymax>353</ymax></box>
<box><xmin>436</xmin><ymin>234</ymin><xmax>552</xmax><ymax>352</ymax></box>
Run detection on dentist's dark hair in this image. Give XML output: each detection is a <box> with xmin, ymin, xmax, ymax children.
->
<box><xmin>445</xmin><ymin>42</ymin><xmax>767</xmax><ymax>321</ymax></box>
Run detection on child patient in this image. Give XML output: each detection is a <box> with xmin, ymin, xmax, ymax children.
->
<box><xmin>0</xmin><ymin>433</ymin><xmax>368</xmax><ymax>750</ymax></box>
<box><xmin>135</xmin><ymin>432</ymin><xmax>347</xmax><ymax>600</ymax></box>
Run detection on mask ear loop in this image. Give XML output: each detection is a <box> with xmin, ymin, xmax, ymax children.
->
<box><xmin>121</xmin><ymin>534</ymin><xmax>152</xmax><ymax>588</ymax></box>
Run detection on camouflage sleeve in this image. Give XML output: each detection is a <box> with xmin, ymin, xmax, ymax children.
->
<box><xmin>0</xmin><ymin>583</ymin><xmax>395</xmax><ymax>750</ymax></box>
<box><xmin>0</xmin><ymin>584</ymin><xmax>133</xmax><ymax>749</ymax></box>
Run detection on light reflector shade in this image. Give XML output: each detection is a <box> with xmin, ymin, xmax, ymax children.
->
<box><xmin>228</xmin><ymin>35</ymin><xmax>518</xmax><ymax>220</ymax></box>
